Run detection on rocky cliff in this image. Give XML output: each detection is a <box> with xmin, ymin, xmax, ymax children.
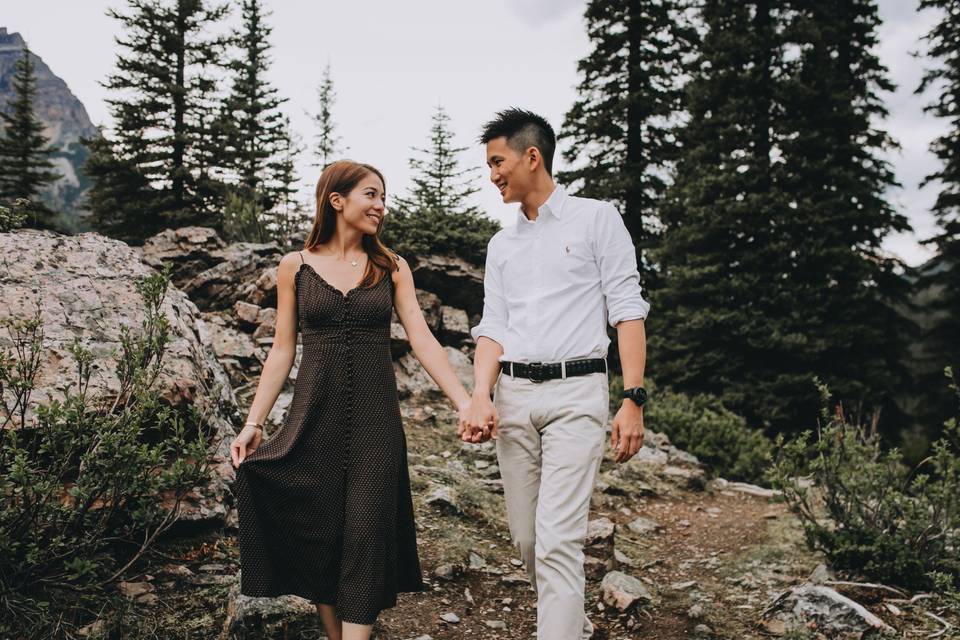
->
<box><xmin>0</xmin><ymin>28</ymin><xmax>98</xmax><ymax>223</ymax></box>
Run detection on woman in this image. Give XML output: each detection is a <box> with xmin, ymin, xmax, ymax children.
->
<box><xmin>230</xmin><ymin>160</ymin><xmax>473</xmax><ymax>640</ymax></box>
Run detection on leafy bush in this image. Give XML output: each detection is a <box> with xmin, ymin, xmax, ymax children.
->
<box><xmin>769</xmin><ymin>376</ymin><xmax>960</xmax><ymax>591</ymax></box>
<box><xmin>381</xmin><ymin>207</ymin><xmax>500</xmax><ymax>266</ymax></box>
<box><xmin>0</xmin><ymin>269</ymin><xmax>211</xmax><ymax>637</ymax></box>
<box><xmin>0</xmin><ymin>197</ymin><xmax>31</xmax><ymax>231</ymax></box>
<box><xmin>622</xmin><ymin>377</ymin><xmax>772</xmax><ymax>483</ymax></box>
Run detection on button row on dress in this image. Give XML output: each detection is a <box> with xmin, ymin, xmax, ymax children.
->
<box><xmin>342</xmin><ymin>295</ymin><xmax>354</xmax><ymax>474</ymax></box>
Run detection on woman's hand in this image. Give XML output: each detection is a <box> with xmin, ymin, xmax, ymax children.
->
<box><xmin>231</xmin><ymin>425</ymin><xmax>263</xmax><ymax>467</ymax></box>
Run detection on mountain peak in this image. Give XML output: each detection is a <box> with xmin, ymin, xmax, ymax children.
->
<box><xmin>0</xmin><ymin>28</ymin><xmax>26</xmax><ymax>52</ymax></box>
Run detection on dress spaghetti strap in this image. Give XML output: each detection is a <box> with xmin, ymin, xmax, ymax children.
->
<box><xmin>298</xmin><ymin>251</ymin><xmax>305</xmax><ymax>264</ymax></box>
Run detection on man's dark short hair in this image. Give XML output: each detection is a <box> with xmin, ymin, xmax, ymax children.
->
<box><xmin>479</xmin><ymin>108</ymin><xmax>557</xmax><ymax>176</ymax></box>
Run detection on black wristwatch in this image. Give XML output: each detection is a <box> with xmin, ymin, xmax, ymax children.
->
<box><xmin>621</xmin><ymin>387</ymin><xmax>647</xmax><ymax>407</ymax></box>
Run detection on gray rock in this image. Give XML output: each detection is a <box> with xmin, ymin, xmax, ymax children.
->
<box><xmin>234</xmin><ymin>301</ymin><xmax>261</xmax><ymax>325</ymax></box>
<box><xmin>219</xmin><ymin>572</ymin><xmax>318</xmax><ymax>640</ymax></box>
<box><xmin>409</xmin><ymin>254</ymin><xmax>484</xmax><ymax>316</ymax></box>
<box><xmin>483</xmin><ymin>620</ymin><xmax>507</xmax><ymax>630</ymax></box>
<box><xmin>687</xmin><ymin>603</ymin><xmax>705</xmax><ymax>619</ymax></box>
<box><xmin>425</xmin><ymin>485</ymin><xmax>461</xmax><ymax>515</ymax></box>
<box><xmin>440</xmin><ymin>305</ymin><xmax>471</xmax><ymax>343</ymax></box>
<box><xmin>439</xmin><ymin>612</ymin><xmax>460</xmax><ymax>624</ymax></box>
<box><xmin>808</xmin><ymin>563</ymin><xmax>834</xmax><ymax>585</ymax></box>
<box><xmin>0</xmin><ymin>230</ymin><xmax>239</xmax><ymax>526</ymax></box>
<box><xmin>764</xmin><ymin>583</ymin><xmax>894</xmax><ymax>636</ymax></box>
<box><xmin>584</xmin><ymin>517</ymin><xmax>616</xmax><ymax>578</ymax></box>
<box><xmin>627</xmin><ymin>516</ymin><xmax>663</xmax><ymax>535</ymax></box>
<box><xmin>118</xmin><ymin>581</ymin><xmax>154</xmax><ymax>599</ymax></box>
<box><xmin>468</xmin><ymin>552</ymin><xmax>487</xmax><ymax>570</ymax></box>
<box><xmin>183</xmin><ymin>241</ymin><xmax>281</xmax><ymax>310</ymax></box>
<box><xmin>693</xmin><ymin>623</ymin><xmax>712</xmax><ymax>637</ymax></box>
<box><xmin>600</xmin><ymin>571</ymin><xmax>652</xmax><ymax>612</ymax></box>
<box><xmin>394</xmin><ymin>347</ymin><xmax>473</xmax><ymax>399</ymax></box>
<box><xmin>415</xmin><ymin>289</ymin><xmax>443</xmax><ymax>331</ymax></box>
<box><xmin>140</xmin><ymin>226</ymin><xmax>226</xmax><ymax>287</ymax></box>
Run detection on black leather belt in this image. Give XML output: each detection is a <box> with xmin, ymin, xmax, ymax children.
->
<box><xmin>501</xmin><ymin>358</ymin><xmax>607</xmax><ymax>383</ymax></box>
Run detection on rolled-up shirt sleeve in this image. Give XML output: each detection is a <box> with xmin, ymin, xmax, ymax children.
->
<box><xmin>594</xmin><ymin>203</ymin><xmax>650</xmax><ymax>326</ymax></box>
<box><xmin>470</xmin><ymin>236</ymin><xmax>509</xmax><ymax>346</ymax></box>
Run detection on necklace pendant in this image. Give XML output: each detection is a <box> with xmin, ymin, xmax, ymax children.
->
<box><xmin>350</xmin><ymin>259</ymin><xmax>358</xmax><ymax>267</ymax></box>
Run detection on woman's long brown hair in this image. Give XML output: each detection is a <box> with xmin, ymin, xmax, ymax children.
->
<box><xmin>304</xmin><ymin>160</ymin><xmax>399</xmax><ymax>287</ymax></box>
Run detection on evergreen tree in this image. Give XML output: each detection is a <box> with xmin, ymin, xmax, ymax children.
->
<box><xmin>219</xmin><ymin>0</ymin><xmax>289</xmax><ymax>211</ymax></box>
<box><xmin>652</xmin><ymin>0</ymin><xmax>798</xmax><ymax>429</ymax></box>
<box><xmin>382</xmin><ymin>105</ymin><xmax>499</xmax><ymax>264</ymax></box>
<box><xmin>654</xmin><ymin>0</ymin><xmax>909</xmax><ymax>435</ymax></box>
<box><xmin>88</xmin><ymin>0</ymin><xmax>230</xmax><ymax>241</ymax></box>
<box><xmin>310</xmin><ymin>63</ymin><xmax>340</xmax><ymax>168</ymax></box>
<box><xmin>0</xmin><ymin>43</ymin><xmax>58</xmax><ymax>228</ymax></box>
<box><xmin>915</xmin><ymin>0</ymin><xmax>960</xmax><ymax>433</ymax></box>
<box><xmin>83</xmin><ymin>132</ymin><xmax>155</xmax><ymax>243</ymax></box>
<box><xmin>777</xmin><ymin>0</ymin><xmax>910</xmax><ymax>434</ymax></box>
<box><xmin>559</xmin><ymin>0</ymin><xmax>696</xmax><ymax>280</ymax></box>
<box><xmin>266</xmin><ymin>115</ymin><xmax>306</xmax><ymax>244</ymax></box>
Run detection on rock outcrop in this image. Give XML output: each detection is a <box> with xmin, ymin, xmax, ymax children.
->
<box><xmin>0</xmin><ymin>229</ymin><xmax>239</xmax><ymax>524</ymax></box>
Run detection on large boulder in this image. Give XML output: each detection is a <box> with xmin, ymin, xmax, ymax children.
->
<box><xmin>183</xmin><ymin>241</ymin><xmax>282</xmax><ymax>311</ymax></box>
<box><xmin>409</xmin><ymin>254</ymin><xmax>484</xmax><ymax>316</ymax></box>
<box><xmin>0</xmin><ymin>229</ymin><xmax>240</xmax><ymax>525</ymax></box>
<box><xmin>139</xmin><ymin>226</ymin><xmax>226</xmax><ymax>288</ymax></box>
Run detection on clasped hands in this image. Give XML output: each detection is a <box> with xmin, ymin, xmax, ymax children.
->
<box><xmin>455</xmin><ymin>391</ymin><xmax>645</xmax><ymax>462</ymax></box>
<box><xmin>457</xmin><ymin>392</ymin><xmax>497</xmax><ymax>444</ymax></box>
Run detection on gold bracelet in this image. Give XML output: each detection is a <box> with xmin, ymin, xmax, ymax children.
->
<box><xmin>244</xmin><ymin>421</ymin><xmax>263</xmax><ymax>430</ymax></box>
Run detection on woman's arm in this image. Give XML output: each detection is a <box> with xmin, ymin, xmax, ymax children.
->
<box><xmin>392</xmin><ymin>257</ymin><xmax>472</xmax><ymax>414</ymax></box>
<box><xmin>231</xmin><ymin>252</ymin><xmax>300</xmax><ymax>466</ymax></box>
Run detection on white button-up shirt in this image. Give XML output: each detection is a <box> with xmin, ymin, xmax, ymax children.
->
<box><xmin>470</xmin><ymin>184</ymin><xmax>650</xmax><ymax>363</ymax></box>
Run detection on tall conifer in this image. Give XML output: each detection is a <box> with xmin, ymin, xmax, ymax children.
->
<box><xmin>310</xmin><ymin>64</ymin><xmax>340</xmax><ymax>168</ymax></box>
<box><xmin>0</xmin><ymin>43</ymin><xmax>58</xmax><ymax>227</ymax></box>
<box><xmin>559</xmin><ymin>0</ymin><xmax>695</xmax><ymax>279</ymax></box>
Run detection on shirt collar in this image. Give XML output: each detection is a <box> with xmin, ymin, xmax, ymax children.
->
<box><xmin>514</xmin><ymin>183</ymin><xmax>567</xmax><ymax>226</ymax></box>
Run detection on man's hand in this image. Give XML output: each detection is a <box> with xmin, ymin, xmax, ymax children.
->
<box><xmin>610</xmin><ymin>400</ymin><xmax>644</xmax><ymax>463</ymax></box>
<box><xmin>466</xmin><ymin>392</ymin><xmax>499</xmax><ymax>443</ymax></box>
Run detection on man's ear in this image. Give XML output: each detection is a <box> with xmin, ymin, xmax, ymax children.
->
<box><xmin>526</xmin><ymin>146</ymin><xmax>541</xmax><ymax>172</ymax></box>
<box><xmin>329</xmin><ymin>192</ymin><xmax>343</xmax><ymax>212</ymax></box>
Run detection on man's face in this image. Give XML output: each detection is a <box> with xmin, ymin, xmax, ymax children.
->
<box><xmin>486</xmin><ymin>137</ymin><xmax>527</xmax><ymax>204</ymax></box>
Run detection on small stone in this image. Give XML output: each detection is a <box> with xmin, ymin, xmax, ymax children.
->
<box><xmin>510</xmin><ymin>558</ymin><xmax>524</xmax><ymax>567</ymax></box>
<box><xmin>468</xmin><ymin>552</ymin><xmax>487</xmax><ymax>570</ymax></box>
<box><xmin>484</xmin><ymin>620</ymin><xmax>507</xmax><ymax>630</ymax></box>
<box><xmin>627</xmin><ymin>516</ymin><xmax>663</xmax><ymax>535</ymax></box>
<box><xmin>440</xmin><ymin>612</ymin><xmax>460</xmax><ymax>624</ymax></box>
<box><xmin>199</xmin><ymin>563</ymin><xmax>227</xmax><ymax>572</ymax></box>
<box><xmin>808</xmin><ymin>563</ymin><xmax>833</xmax><ymax>584</ymax></box>
<box><xmin>118</xmin><ymin>581</ymin><xmax>154</xmax><ymax>599</ymax></box>
<box><xmin>677</xmin><ymin>519</ymin><xmax>691</xmax><ymax>528</ymax></box>
<box><xmin>687</xmin><ymin>603</ymin><xmax>705</xmax><ymax>619</ymax></box>
<box><xmin>600</xmin><ymin>571</ymin><xmax>652</xmax><ymax>612</ymax></box>
<box><xmin>161</xmin><ymin>563</ymin><xmax>194</xmax><ymax>577</ymax></box>
<box><xmin>136</xmin><ymin>592</ymin><xmax>159</xmax><ymax>606</ymax></box>
<box><xmin>464</xmin><ymin>587</ymin><xmax>474</xmax><ymax>605</ymax></box>
<box><xmin>501</xmin><ymin>574</ymin><xmax>531</xmax><ymax>586</ymax></box>
<box><xmin>234</xmin><ymin>300</ymin><xmax>261</xmax><ymax>324</ymax></box>
<box><xmin>433</xmin><ymin>563</ymin><xmax>463</xmax><ymax>580</ymax></box>
<box><xmin>671</xmin><ymin>580</ymin><xmax>698</xmax><ymax>591</ymax></box>
<box><xmin>694</xmin><ymin>623</ymin><xmax>712</xmax><ymax>637</ymax></box>
<box><xmin>614</xmin><ymin>549</ymin><xmax>637</xmax><ymax>567</ymax></box>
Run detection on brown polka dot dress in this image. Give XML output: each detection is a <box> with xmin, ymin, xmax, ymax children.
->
<box><xmin>235</xmin><ymin>257</ymin><xmax>424</xmax><ymax>625</ymax></box>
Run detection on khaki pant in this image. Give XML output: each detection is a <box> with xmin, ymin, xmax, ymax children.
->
<box><xmin>494</xmin><ymin>371</ymin><xmax>609</xmax><ymax>640</ymax></box>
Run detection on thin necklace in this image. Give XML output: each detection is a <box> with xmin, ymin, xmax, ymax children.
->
<box><xmin>318</xmin><ymin>248</ymin><xmax>362</xmax><ymax>267</ymax></box>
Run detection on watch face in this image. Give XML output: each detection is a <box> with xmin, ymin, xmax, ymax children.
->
<box><xmin>627</xmin><ymin>388</ymin><xmax>647</xmax><ymax>404</ymax></box>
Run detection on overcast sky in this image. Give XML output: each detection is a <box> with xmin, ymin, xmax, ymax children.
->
<box><xmin>4</xmin><ymin>0</ymin><xmax>945</xmax><ymax>266</ymax></box>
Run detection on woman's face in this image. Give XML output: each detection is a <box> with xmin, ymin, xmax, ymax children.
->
<box><xmin>333</xmin><ymin>173</ymin><xmax>386</xmax><ymax>235</ymax></box>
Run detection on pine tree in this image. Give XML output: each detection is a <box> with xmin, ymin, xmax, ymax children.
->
<box><xmin>83</xmin><ymin>132</ymin><xmax>155</xmax><ymax>243</ymax></box>
<box><xmin>651</xmin><ymin>0</ymin><xmax>803</xmax><ymax>430</ymax></box>
<box><xmin>0</xmin><ymin>43</ymin><xmax>58</xmax><ymax>228</ymax></box>
<box><xmin>777</xmin><ymin>0</ymin><xmax>910</xmax><ymax>434</ymax></box>
<box><xmin>219</xmin><ymin>0</ymin><xmax>289</xmax><ymax>212</ymax></box>
<box><xmin>654</xmin><ymin>0</ymin><xmax>910</xmax><ymax>435</ymax></box>
<box><xmin>382</xmin><ymin>105</ymin><xmax>499</xmax><ymax>264</ymax></box>
<box><xmin>915</xmin><ymin>0</ymin><xmax>960</xmax><ymax>434</ymax></box>
<box><xmin>266</xmin><ymin>115</ymin><xmax>306</xmax><ymax>245</ymax></box>
<box><xmin>310</xmin><ymin>63</ymin><xmax>340</xmax><ymax>168</ymax></box>
<box><xmin>559</xmin><ymin>0</ymin><xmax>696</xmax><ymax>279</ymax></box>
<box><xmin>88</xmin><ymin>0</ymin><xmax>230</xmax><ymax>241</ymax></box>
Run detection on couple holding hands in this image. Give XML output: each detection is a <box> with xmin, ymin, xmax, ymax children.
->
<box><xmin>230</xmin><ymin>108</ymin><xmax>650</xmax><ymax>640</ymax></box>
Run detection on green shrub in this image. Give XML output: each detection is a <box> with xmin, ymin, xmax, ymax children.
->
<box><xmin>0</xmin><ymin>268</ymin><xmax>211</xmax><ymax>637</ymax></box>
<box><xmin>0</xmin><ymin>198</ymin><xmax>31</xmax><ymax>232</ymax></box>
<box><xmin>381</xmin><ymin>207</ymin><xmax>500</xmax><ymax>266</ymax></box>
<box><xmin>769</xmin><ymin>376</ymin><xmax>960</xmax><ymax>591</ymax></box>
<box><xmin>622</xmin><ymin>377</ymin><xmax>772</xmax><ymax>484</ymax></box>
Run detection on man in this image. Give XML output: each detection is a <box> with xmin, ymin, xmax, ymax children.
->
<box><xmin>466</xmin><ymin>108</ymin><xmax>650</xmax><ymax>640</ymax></box>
